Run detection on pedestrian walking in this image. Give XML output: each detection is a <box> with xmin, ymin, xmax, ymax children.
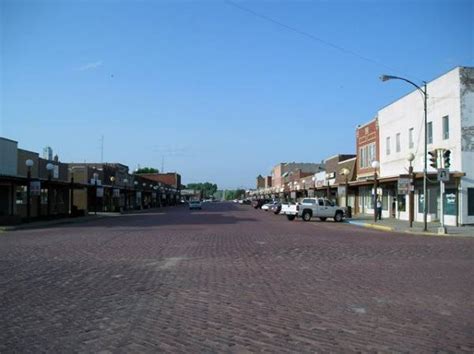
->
<box><xmin>376</xmin><ymin>198</ymin><xmax>382</xmax><ymax>220</ymax></box>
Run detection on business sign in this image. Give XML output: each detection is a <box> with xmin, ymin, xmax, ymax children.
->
<box><xmin>337</xmin><ymin>186</ymin><xmax>346</xmax><ymax>197</ymax></box>
<box><xmin>96</xmin><ymin>187</ymin><xmax>104</xmax><ymax>198</ymax></box>
<box><xmin>90</xmin><ymin>178</ymin><xmax>102</xmax><ymax>186</ymax></box>
<box><xmin>397</xmin><ymin>177</ymin><xmax>411</xmax><ymax>195</ymax></box>
<box><xmin>30</xmin><ymin>181</ymin><xmax>41</xmax><ymax>196</ymax></box>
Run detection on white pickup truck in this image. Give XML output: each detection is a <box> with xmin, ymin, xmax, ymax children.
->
<box><xmin>281</xmin><ymin>198</ymin><xmax>347</xmax><ymax>222</ymax></box>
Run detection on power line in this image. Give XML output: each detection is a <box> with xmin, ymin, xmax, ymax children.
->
<box><xmin>224</xmin><ymin>0</ymin><xmax>422</xmax><ymax>82</ymax></box>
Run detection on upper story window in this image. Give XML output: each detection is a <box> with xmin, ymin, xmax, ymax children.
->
<box><xmin>396</xmin><ymin>133</ymin><xmax>401</xmax><ymax>152</ymax></box>
<box><xmin>443</xmin><ymin>116</ymin><xmax>449</xmax><ymax>140</ymax></box>
<box><xmin>386</xmin><ymin>137</ymin><xmax>391</xmax><ymax>155</ymax></box>
<box><xmin>427</xmin><ymin>122</ymin><xmax>433</xmax><ymax>144</ymax></box>
<box><xmin>409</xmin><ymin>128</ymin><xmax>414</xmax><ymax>148</ymax></box>
<box><xmin>359</xmin><ymin>142</ymin><xmax>376</xmax><ymax>169</ymax></box>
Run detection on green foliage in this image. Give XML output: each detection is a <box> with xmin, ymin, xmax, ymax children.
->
<box><xmin>186</xmin><ymin>182</ymin><xmax>218</xmax><ymax>198</ymax></box>
<box><xmin>216</xmin><ymin>189</ymin><xmax>246</xmax><ymax>200</ymax></box>
<box><xmin>135</xmin><ymin>167</ymin><xmax>159</xmax><ymax>174</ymax></box>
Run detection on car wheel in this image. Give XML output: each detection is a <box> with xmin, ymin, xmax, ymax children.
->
<box><xmin>334</xmin><ymin>212</ymin><xmax>343</xmax><ymax>222</ymax></box>
<box><xmin>302</xmin><ymin>211</ymin><xmax>312</xmax><ymax>222</ymax></box>
<box><xmin>319</xmin><ymin>217</ymin><xmax>327</xmax><ymax>221</ymax></box>
<box><xmin>287</xmin><ymin>215</ymin><xmax>296</xmax><ymax>221</ymax></box>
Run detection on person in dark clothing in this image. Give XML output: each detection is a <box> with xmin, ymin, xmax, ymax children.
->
<box><xmin>376</xmin><ymin>198</ymin><xmax>382</xmax><ymax>220</ymax></box>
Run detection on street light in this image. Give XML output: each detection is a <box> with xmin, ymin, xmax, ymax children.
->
<box><xmin>25</xmin><ymin>159</ymin><xmax>34</xmax><ymax>222</ymax></box>
<box><xmin>407</xmin><ymin>153</ymin><xmax>415</xmax><ymax>228</ymax></box>
<box><xmin>123</xmin><ymin>178</ymin><xmax>129</xmax><ymax>210</ymax></box>
<box><xmin>110</xmin><ymin>176</ymin><xmax>116</xmax><ymax>212</ymax></box>
<box><xmin>380</xmin><ymin>74</ymin><xmax>428</xmax><ymax>231</ymax></box>
<box><xmin>46</xmin><ymin>163</ymin><xmax>55</xmax><ymax>217</ymax></box>
<box><xmin>340</xmin><ymin>167</ymin><xmax>350</xmax><ymax>208</ymax></box>
<box><xmin>372</xmin><ymin>160</ymin><xmax>380</xmax><ymax>223</ymax></box>
<box><xmin>93</xmin><ymin>172</ymin><xmax>99</xmax><ymax>215</ymax></box>
<box><xmin>69</xmin><ymin>167</ymin><xmax>75</xmax><ymax>217</ymax></box>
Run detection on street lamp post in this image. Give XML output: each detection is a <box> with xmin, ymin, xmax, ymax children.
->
<box><xmin>46</xmin><ymin>163</ymin><xmax>55</xmax><ymax>217</ymax></box>
<box><xmin>110</xmin><ymin>176</ymin><xmax>116</xmax><ymax>212</ymax></box>
<box><xmin>372</xmin><ymin>160</ymin><xmax>380</xmax><ymax>223</ymax></box>
<box><xmin>93</xmin><ymin>172</ymin><xmax>99</xmax><ymax>215</ymax></box>
<box><xmin>380</xmin><ymin>74</ymin><xmax>428</xmax><ymax>232</ymax></box>
<box><xmin>340</xmin><ymin>168</ymin><xmax>350</xmax><ymax>208</ymax></box>
<box><xmin>407</xmin><ymin>153</ymin><xmax>415</xmax><ymax>228</ymax></box>
<box><xmin>134</xmin><ymin>181</ymin><xmax>139</xmax><ymax>209</ymax></box>
<box><xmin>70</xmin><ymin>168</ymin><xmax>75</xmax><ymax>217</ymax></box>
<box><xmin>25</xmin><ymin>159</ymin><xmax>34</xmax><ymax>222</ymax></box>
<box><xmin>123</xmin><ymin>178</ymin><xmax>129</xmax><ymax>211</ymax></box>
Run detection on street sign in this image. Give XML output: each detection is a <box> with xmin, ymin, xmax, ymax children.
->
<box><xmin>437</xmin><ymin>168</ymin><xmax>449</xmax><ymax>182</ymax></box>
<box><xmin>397</xmin><ymin>177</ymin><xmax>411</xmax><ymax>195</ymax></box>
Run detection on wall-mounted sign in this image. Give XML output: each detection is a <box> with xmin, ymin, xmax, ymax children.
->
<box><xmin>397</xmin><ymin>177</ymin><xmax>411</xmax><ymax>195</ymax></box>
<box><xmin>337</xmin><ymin>186</ymin><xmax>346</xmax><ymax>196</ymax></box>
<box><xmin>90</xmin><ymin>178</ymin><xmax>102</xmax><ymax>186</ymax></box>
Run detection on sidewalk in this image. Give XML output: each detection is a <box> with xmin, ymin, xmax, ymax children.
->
<box><xmin>0</xmin><ymin>213</ymin><xmax>116</xmax><ymax>232</ymax></box>
<box><xmin>347</xmin><ymin>215</ymin><xmax>474</xmax><ymax>237</ymax></box>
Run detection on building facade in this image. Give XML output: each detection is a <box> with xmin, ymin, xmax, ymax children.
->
<box><xmin>378</xmin><ymin>66</ymin><xmax>474</xmax><ymax>225</ymax></box>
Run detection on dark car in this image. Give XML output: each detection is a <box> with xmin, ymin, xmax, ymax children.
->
<box><xmin>251</xmin><ymin>199</ymin><xmax>269</xmax><ymax>209</ymax></box>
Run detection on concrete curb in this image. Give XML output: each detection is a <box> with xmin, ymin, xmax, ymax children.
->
<box><xmin>347</xmin><ymin>220</ymin><xmax>472</xmax><ymax>237</ymax></box>
<box><xmin>0</xmin><ymin>215</ymin><xmax>108</xmax><ymax>232</ymax></box>
<box><xmin>347</xmin><ymin>220</ymin><xmax>393</xmax><ymax>232</ymax></box>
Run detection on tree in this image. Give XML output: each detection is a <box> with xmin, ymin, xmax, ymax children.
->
<box><xmin>135</xmin><ymin>167</ymin><xmax>159</xmax><ymax>174</ymax></box>
<box><xmin>186</xmin><ymin>182</ymin><xmax>218</xmax><ymax>198</ymax></box>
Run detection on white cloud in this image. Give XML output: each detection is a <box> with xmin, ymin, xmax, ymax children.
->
<box><xmin>77</xmin><ymin>60</ymin><xmax>103</xmax><ymax>71</ymax></box>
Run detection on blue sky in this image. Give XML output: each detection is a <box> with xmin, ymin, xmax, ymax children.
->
<box><xmin>1</xmin><ymin>0</ymin><xmax>472</xmax><ymax>189</ymax></box>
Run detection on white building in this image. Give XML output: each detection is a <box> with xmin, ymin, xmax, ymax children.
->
<box><xmin>378</xmin><ymin>66</ymin><xmax>474</xmax><ymax>225</ymax></box>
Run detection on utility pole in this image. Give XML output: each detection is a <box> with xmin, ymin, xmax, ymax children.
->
<box><xmin>100</xmin><ymin>135</ymin><xmax>104</xmax><ymax>163</ymax></box>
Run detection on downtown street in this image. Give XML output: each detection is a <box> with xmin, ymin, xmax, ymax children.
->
<box><xmin>1</xmin><ymin>203</ymin><xmax>473</xmax><ymax>352</ymax></box>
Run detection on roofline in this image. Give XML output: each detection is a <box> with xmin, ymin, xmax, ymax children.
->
<box><xmin>0</xmin><ymin>136</ymin><xmax>18</xmax><ymax>144</ymax></box>
<box><xmin>378</xmin><ymin>66</ymin><xmax>472</xmax><ymax>112</ymax></box>
<box><xmin>337</xmin><ymin>157</ymin><xmax>357</xmax><ymax>164</ymax></box>
<box><xmin>356</xmin><ymin>117</ymin><xmax>378</xmax><ymax>130</ymax></box>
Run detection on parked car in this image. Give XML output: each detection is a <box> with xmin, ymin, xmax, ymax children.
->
<box><xmin>189</xmin><ymin>200</ymin><xmax>202</xmax><ymax>210</ymax></box>
<box><xmin>261</xmin><ymin>200</ymin><xmax>279</xmax><ymax>211</ymax></box>
<box><xmin>281</xmin><ymin>198</ymin><xmax>347</xmax><ymax>222</ymax></box>
<box><xmin>251</xmin><ymin>199</ymin><xmax>269</xmax><ymax>209</ymax></box>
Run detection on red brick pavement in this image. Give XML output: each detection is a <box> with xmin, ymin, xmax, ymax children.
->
<box><xmin>1</xmin><ymin>203</ymin><xmax>473</xmax><ymax>352</ymax></box>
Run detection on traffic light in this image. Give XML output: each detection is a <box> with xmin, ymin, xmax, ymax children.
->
<box><xmin>443</xmin><ymin>149</ymin><xmax>451</xmax><ymax>169</ymax></box>
<box><xmin>429</xmin><ymin>150</ymin><xmax>438</xmax><ymax>169</ymax></box>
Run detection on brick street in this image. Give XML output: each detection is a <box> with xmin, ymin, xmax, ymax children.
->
<box><xmin>1</xmin><ymin>203</ymin><xmax>473</xmax><ymax>352</ymax></box>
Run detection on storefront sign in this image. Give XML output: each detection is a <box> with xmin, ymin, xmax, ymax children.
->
<box><xmin>337</xmin><ymin>186</ymin><xmax>346</xmax><ymax>197</ymax></box>
<box><xmin>397</xmin><ymin>177</ymin><xmax>411</xmax><ymax>195</ymax></box>
<box><xmin>30</xmin><ymin>181</ymin><xmax>41</xmax><ymax>196</ymax></box>
<box><xmin>90</xmin><ymin>178</ymin><xmax>102</xmax><ymax>186</ymax></box>
<box><xmin>96</xmin><ymin>187</ymin><xmax>104</xmax><ymax>198</ymax></box>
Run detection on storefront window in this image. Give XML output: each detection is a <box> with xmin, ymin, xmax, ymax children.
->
<box><xmin>398</xmin><ymin>194</ymin><xmax>406</xmax><ymax>212</ymax></box>
<box><xmin>41</xmin><ymin>189</ymin><xmax>48</xmax><ymax>204</ymax></box>
<box><xmin>443</xmin><ymin>189</ymin><xmax>456</xmax><ymax>216</ymax></box>
<box><xmin>418</xmin><ymin>190</ymin><xmax>424</xmax><ymax>213</ymax></box>
<box><xmin>16</xmin><ymin>186</ymin><xmax>27</xmax><ymax>204</ymax></box>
